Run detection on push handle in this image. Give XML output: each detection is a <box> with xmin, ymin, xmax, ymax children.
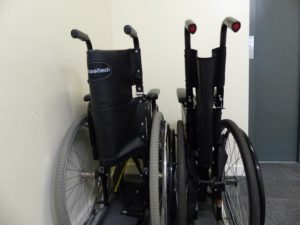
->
<box><xmin>124</xmin><ymin>25</ymin><xmax>143</xmax><ymax>93</ymax></box>
<box><xmin>185</xmin><ymin>19</ymin><xmax>197</xmax><ymax>34</ymax></box>
<box><xmin>184</xmin><ymin>19</ymin><xmax>197</xmax><ymax>50</ymax></box>
<box><xmin>71</xmin><ymin>29</ymin><xmax>93</xmax><ymax>50</ymax></box>
<box><xmin>124</xmin><ymin>25</ymin><xmax>139</xmax><ymax>49</ymax></box>
<box><xmin>124</xmin><ymin>25</ymin><xmax>138</xmax><ymax>39</ymax></box>
<box><xmin>222</xmin><ymin>17</ymin><xmax>241</xmax><ymax>32</ymax></box>
<box><xmin>71</xmin><ymin>29</ymin><xmax>90</xmax><ymax>41</ymax></box>
<box><xmin>220</xmin><ymin>17</ymin><xmax>241</xmax><ymax>47</ymax></box>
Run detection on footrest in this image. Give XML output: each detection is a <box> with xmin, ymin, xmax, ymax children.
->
<box><xmin>121</xmin><ymin>174</ymin><xmax>146</xmax><ymax>217</ymax></box>
<box><xmin>192</xmin><ymin>200</ymin><xmax>218</xmax><ymax>225</ymax></box>
<box><xmin>121</xmin><ymin>209</ymin><xmax>144</xmax><ymax>218</ymax></box>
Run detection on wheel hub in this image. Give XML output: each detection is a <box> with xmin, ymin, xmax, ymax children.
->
<box><xmin>80</xmin><ymin>171</ymin><xmax>95</xmax><ymax>179</ymax></box>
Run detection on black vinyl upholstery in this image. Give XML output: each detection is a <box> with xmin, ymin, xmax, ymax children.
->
<box><xmin>87</xmin><ymin>49</ymin><xmax>149</xmax><ymax>167</ymax></box>
<box><xmin>184</xmin><ymin>47</ymin><xmax>225</xmax><ymax>167</ymax></box>
<box><xmin>87</xmin><ymin>49</ymin><xmax>142</xmax><ymax>109</ymax></box>
<box><xmin>195</xmin><ymin>57</ymin><xmax>215</xmax><ymax>166</ymax></box>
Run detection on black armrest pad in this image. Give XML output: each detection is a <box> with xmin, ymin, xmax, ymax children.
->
<box><xmin>146</xmin><ymin>89</ymin><xmax>160</xmax><ymax>100</ymax></box>
<box><xmin>177</xmin><ymin>88</ymin><xmax>186</xmax><ymax>104</ymax></box>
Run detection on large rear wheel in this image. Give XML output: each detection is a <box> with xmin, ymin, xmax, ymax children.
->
<box><xmin>149</xmin><ymin>111</ymin><xmax>172</xmax><ymax>225</ymax></box>
<box><xmin>216</xmin><ymin>119</ymin><xmax>264</xmax><ymax>225</ymax></box>
<box><xmin>54</xmin><ymin>116</ymin><xmax>108</xmax><ymax>225</ymax></box>
<box><xmin>176</xmin><ymin>121</ymin><xmax>187</xmax><ymax>225</ymax></box>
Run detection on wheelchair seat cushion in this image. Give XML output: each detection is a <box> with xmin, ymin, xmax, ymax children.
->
<box><xmin>91</xmin><ymin>97</ymin><xmax>150</xmax><ymax>167</ymax></box>
<box><xmin>86</xmin><ymin>48</ymin><xmax>149</xmax><ymax>167</ymax></box>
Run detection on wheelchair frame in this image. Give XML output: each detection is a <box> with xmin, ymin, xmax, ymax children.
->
<box><xmin>74</xmin><ymin>25</ymin><xmax>153</xmax><ymax>208</ymax></box>
<box><xmin>177</xmin><ymin>17</ymin><xmax>266</xmax><ymax>225</ymax></box>
<box><xmin>182</xmin><ymin>17</ymin><xmax>241</xmax><ymax>173</ymax></box>
<box><xmin>54</xmin><ymin>25</ymin><xmax>175</xmax><ymax>225</ymax></box>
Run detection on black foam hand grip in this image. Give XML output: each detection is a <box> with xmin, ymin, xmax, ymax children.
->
<box><xmin>223</xmin><ymin>17</ymin><xmax>241</xmax><ymax>32</ymax></box>
<box><xmin>185</xmin><ymin>19</ymin><xmax>197</xmax><ymax>34</ymax></box>
<box><xmin>124</xmin><ymin>25</ymin><xmax>138</xmax><ymax>38</ymax></box>
<box><xmin>71</xmin><ymin>29</ymin><xmax>90</xmax><ymax>42</ymax></box>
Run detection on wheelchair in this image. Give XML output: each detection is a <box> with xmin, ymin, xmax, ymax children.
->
<box><xmin>54</xmin><ymin>25</ymin><xmax>176</xmax><ymax>225</ymax></box>
<box><xmin>176</xmin><ymin>17</ymin><xmax>266</xmax><ymax>225</ymax></box>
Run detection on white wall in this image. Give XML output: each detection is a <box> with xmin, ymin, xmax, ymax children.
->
<box><xmin>0</xmin><ymin>1</ymin><xmax>249</xmax><ymax>225</ymax></box>
<box><xmin>111</xmin><ymin>0</ymin><xmax>249</xmax><ymax>131</ymax></box>
<box><xmin>0</xmin><ymin>1</ymin><xmax>112</xmax><ymax>225</ymax></box>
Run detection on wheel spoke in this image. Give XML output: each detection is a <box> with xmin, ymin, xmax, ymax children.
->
<box><xmin>67</xmin><ymin>168</ymin><xmax>81</xmax><ymax>172</ymax></box>
<box><xmin>57</xmin><ymin>122</ymin><xmax>105</xmax><ymax>225</ymax></box>
<box><xmin>224</xmin><ymin>189</ymin><xmax>239</xmax><ymax>225</ymax></box>
<box><xmin>66</xmin><ymin>182</ymin><xmax>81</xmax><ymax>194</ymax></box>
<box><xmin>88</xmin><ymin>179</ymin><xmax>96</xmax><ymax>212</ymax></box>
<box><xmin>68</xmin><ymin>182</ymin><xmax>84</xmax><ymax>218</ymax></box>
<box><xmin>222</xmin><ymin>127</ymin><xmax>250</xmax><ymax>225</ymax></box>
<box><xmin>73</xmin><ymin>146</ymin><xmax>88</xmax><ymax>170</ymax></box>
<box><xmin>68</xmin><ymin>157</ymin><xmax>81</xmax><ymax>171</ymax></box>
<box><xmin>66</xmin><ymin>175</ymin><xmax>81</xmax><ymax>181</ymax></box>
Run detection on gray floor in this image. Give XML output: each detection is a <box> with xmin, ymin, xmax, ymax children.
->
<box><xmin>261</xmin><ymin>163</ymin><xmax>300</xmax><ymax>225</ymax></box>
<box><xmin>102</xmin><ymin>199</ymin><xmax>138</xmax><ymax>225</ymax></box>
<box><xmin>101</xmin><ymin>163</ymin><xmax>300</xmax><ymax>225</ymax></box>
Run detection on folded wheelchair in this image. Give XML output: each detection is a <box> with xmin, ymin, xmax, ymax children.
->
<box><xmin>175</xmin><ymin>17</ymin><xmax>266</xmax><ymax>225</ymax></box>
<box><xmin>54</xmin><ymin>25</ymin><xmax>176</xmax><ymax>225</ymax></box>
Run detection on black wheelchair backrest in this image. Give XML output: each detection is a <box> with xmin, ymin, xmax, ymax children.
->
<box><xmin>184</xmin><ymin>17</ymin><xmax>241</xmax><ymax>167</ymax></box>
<box><xmin>71</xmin><ymin>26</ymin><xmax>148</xmax><ymax>167</ymax></box>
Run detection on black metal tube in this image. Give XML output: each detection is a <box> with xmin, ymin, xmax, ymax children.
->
<box><xmin>185</xmin><ymin>29</ymin><xmax>191</xmax><ymax>49</ymax></box>
<box><xmin>220</xmin><ymin>17</ymin><xmax>241</xmax><ymax>47</ymax></box>
<box><xmin>220</xmin><ymin>24</ymin><xmax>228</xmax><ymax>47</ymax></box>
<box><xmin>133</xmin><ymin>37</ymin><xmax>140</xmax><ymax>49</ymax></box>
<box><xmin>71</xmin><ymin>29</ymin><xmax>93</xmax><ymax>50</ymax></box>
<box><xmin>86</xmin><ymin>41</ymin><xmax>93</xmax><ymax>51</ymax></box>
<box><xmin>101</xmin><ymin>168</ymin><xmax>109</xmax><ymax>206</ymax></box>
<box><xmin>124</xmin><ymin>25</ymin><xmax>140</xmax><ymax>49</ymax></box>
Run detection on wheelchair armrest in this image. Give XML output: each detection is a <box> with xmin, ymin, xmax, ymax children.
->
<box><xmin>177</xmin><ymin>88</ymin><xmax>186</xmax><ymax>104</ymax></box>
<box><xmin>146</xmin><ymin>89</ymin><xmax>160</xmax><ymax>100</ymax></box>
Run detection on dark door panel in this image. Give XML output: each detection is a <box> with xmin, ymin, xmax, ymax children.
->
<box><xmin>250</xmin><ymin>0</ymin><xmax>300</xmax><ymax>161</ymax></box>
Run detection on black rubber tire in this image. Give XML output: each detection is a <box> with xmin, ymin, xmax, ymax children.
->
<box><xmin>242</xmin><ymin>131</ymin><xmax>266</xmax><ymax>225</ymax></box>
<box><xmin>219</xmin><ymin>119</ymin><xmax>262</xmax><ymax>225</ymax></box>
<box><xmin>176</xmin><ymin>121</ymin><xmax>187</xmax><ymax>225</ymax></box>
<box><xmin>167</xmin><ymin>129</ymin><xmax>177</xmax><ymax>225</ymax></box>
<box><xmin>149</xmin><ymin>111</ymin><xmax>163</xmax><ymax>225</ymax></box>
